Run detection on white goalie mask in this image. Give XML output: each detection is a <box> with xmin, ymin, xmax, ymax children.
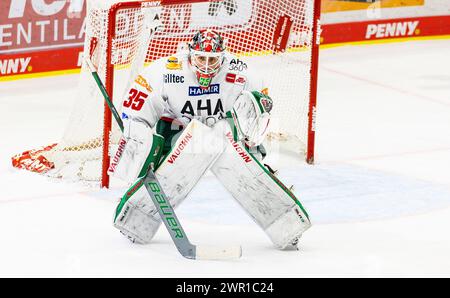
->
<box><xmin>188</xmin><ymin>29</ymin><xmax>226</xmax><ymax>89</ymax></box>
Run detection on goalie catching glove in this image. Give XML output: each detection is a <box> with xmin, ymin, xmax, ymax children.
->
<box><xmin>230</xmin><ymin>90</ymin><xmax>273</xmax><ymax>147</ymax></box>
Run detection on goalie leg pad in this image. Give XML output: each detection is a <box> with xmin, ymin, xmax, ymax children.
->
<box><xmin>113</xmin><ymin>120</ymin><xmax>225</xmax><ymax>244</ymax></box>
<box><xmin>211</xmin><ymin>127</ymin><xmax>311</xmax><ymax>250</ymax></box>
<box><xmin>114</xmin><ymin>181</ymin><xmax>161</xmax><ymax>244</ymax></box>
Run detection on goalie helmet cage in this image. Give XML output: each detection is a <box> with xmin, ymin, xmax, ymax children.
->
<box><xmin>45</xmin><ymin>0</ymin><xmax>321</xmax><ymax>188</ymax></box>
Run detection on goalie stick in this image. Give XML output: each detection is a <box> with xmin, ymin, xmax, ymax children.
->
<box><xmin>86</xmin><ymin>57</ymin><xmax>242</xmax><ymax>260</ymax></box>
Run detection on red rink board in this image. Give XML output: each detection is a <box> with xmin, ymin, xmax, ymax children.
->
<box><xmin>322</xmin><ymin>15</ymin><xmax>450</xmax><ymax>44</ymax></box>
<box><xmin>0</xmin><ymin>47</ymin><xmax>83</xmax><ymax>77</ymax></box>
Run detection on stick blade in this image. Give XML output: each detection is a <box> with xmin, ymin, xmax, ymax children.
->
<box><xmin>195</xmin><ymin>245</ymin><xmax>242</xmax><ymax>261</ymax></box>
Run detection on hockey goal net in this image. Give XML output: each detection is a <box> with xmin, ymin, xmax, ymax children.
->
<box><xmin>14</xmin><ymin>0</ymin><xmax>321</xmax><ymax>188</ymax></box>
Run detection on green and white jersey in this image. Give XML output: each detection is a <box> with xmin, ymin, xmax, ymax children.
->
<box><xmin>121</xmin><ymin>50</ymin><xmax>265</xmax><ymax>128</ymax></box>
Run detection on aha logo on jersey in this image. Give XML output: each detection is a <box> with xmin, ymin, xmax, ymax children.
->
<box><xmin>181</xmin><ymin>99</ymin><xmax>224</xmax><ymax>117</ymax></box>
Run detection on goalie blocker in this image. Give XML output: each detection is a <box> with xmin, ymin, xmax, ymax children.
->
<box><xmin>112</xmin><ymin>112</ymin><xmax>311</xmax><ymax>249</ymax></box>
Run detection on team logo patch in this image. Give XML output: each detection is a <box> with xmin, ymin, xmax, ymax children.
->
<box><xmin>134</xmin><ymin>75</ymin><xmax>153</xmax><ymax>92</ymax></box>
<box><xmin>260</xmin><ymin>97</ymin><xmax>273</xmax><ymax>113</ymax></box>
<box><xmin>166</xmin><ymin>56</ymin><xmax>183</xmax><ymax>70</ymax></box>
<box><xmin>188</xmin><ymin>84</ymin><xmax>220</xmax><ymax>96</ymax></box>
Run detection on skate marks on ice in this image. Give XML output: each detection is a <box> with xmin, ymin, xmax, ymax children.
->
<box><xmin>285</xmin><ymin>164</ymin><xmax>450</xmax><ymax>224</ymax></box>
<box><xmin>177</xmin><ymin>164</ymin><xmax>450</xmax><ymax>225</ymax></box>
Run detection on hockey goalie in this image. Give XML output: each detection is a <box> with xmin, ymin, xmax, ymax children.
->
<box><xmin>111</xmin><ymin>29</ymin><xmax>311</xmax><ymax>250</ymax></box>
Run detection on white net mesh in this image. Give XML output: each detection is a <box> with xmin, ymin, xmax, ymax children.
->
<box><xmin>43</xmin><ymin>0</ymin><xmax>318</xmax><ymax>186</ymax></box>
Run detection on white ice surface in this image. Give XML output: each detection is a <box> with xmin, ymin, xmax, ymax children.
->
<box><xmin>1</xmin><ymin>39</ymin><xmax>450</xmax><ymax>277</ymax></box>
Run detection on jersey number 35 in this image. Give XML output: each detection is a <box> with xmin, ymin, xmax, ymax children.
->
<box><xmin>123</xmin><ymin>88</ymin><xmax>148</xmax><ymax>111</ymax></box>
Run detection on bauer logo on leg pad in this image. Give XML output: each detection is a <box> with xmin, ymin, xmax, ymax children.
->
<box><xmin>147</xmin><ymin>181</ymin><xmax>185</xmax><ymax>239</ymax></box>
